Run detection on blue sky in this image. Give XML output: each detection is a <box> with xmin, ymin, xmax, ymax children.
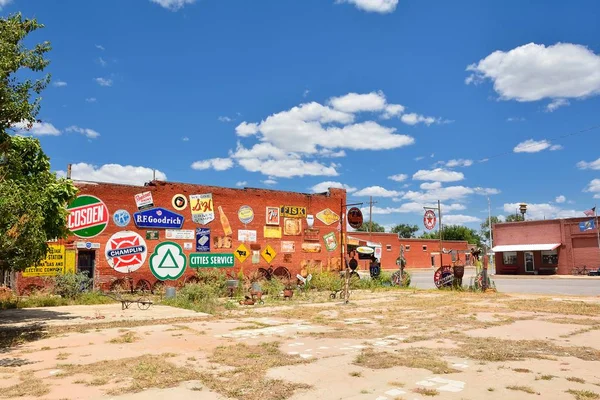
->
<box><xmin>4</xmin><ymin>0</ymin><xmax>600</xmax><ymax>233</ymax></box>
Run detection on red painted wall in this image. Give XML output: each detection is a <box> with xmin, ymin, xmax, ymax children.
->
<box><xmin>17</xmin><ymin>181</ymin><xmax>347</xmax><ymax>293</ymax></box>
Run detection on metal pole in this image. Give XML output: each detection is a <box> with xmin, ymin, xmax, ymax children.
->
<box><xmin>369</xmin><ymin>196</ymin><xmax>373</xmax><ymax>240</ymax></box>
<box><xmin>488</xmin><ymin>196</ymin><xmax>494</xmax><ymax>274</ymax></box>
<box><xmin>596</xmin><ymin>205</ymin><xmax>600</xmax><ymax>259</ymax></box>
<box><xmin>438</xmin><ymin>200</ymin><xmax>442</xmax><ymax>269</ymax></box>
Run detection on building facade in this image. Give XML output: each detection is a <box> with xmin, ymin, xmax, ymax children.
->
<box><xmin>349</xmin><ymin>232</ymin><xmax>471</xmax><ymax>270</ymax></box>
<box><xmin>492</xmin><ymin>217</ymin><xmax>600</xmax><ymax>275</ymax></box>
<box><xmin>17</xmin><ymin>181</ymin><xmax>347</xmax><ymax>293</ymax></box>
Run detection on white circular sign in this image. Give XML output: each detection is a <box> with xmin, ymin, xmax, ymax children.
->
<box><xmin>105</xmin><ymin>231</ymin><xmax>148</xmax><ymax>273</ymax></box>
<box><xmin>424</xmin><ymin>210</ymin><xmax>437</xmax><ymax>230</ymax></box>
<box><xmin>149</xmin><ymin>242</ymin><xmax>187</xmax><ymax>280</ymax></box>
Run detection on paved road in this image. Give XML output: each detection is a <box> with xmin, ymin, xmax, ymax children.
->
<box><xmin>407</xmin><ymin>269</ymin><xmax>600</xmax><ymax>296</ymax></box>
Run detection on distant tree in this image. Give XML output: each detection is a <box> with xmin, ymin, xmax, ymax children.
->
<box><xmin>420</xmin><ymin>225</ymin><xmax>482</xmax><ymax>247</ymax></box>
<box><xmin>391</xmin><ymin>223</ymin><xmax>419</xmax><ymax>238</ymax></box>
<box><xmin>480</xmin><ymin>216</ymin><xmax>501</xmax><ymax>243</ymax></box>
<box><xmin>505</xmin><ymin>214</ymin><xmax>524</xmax><ymax>222</ymax></box>
<box><xmin>355</xmin><ymin>221</ymin><xmax>386</xmax><ymax>232</ymax></box>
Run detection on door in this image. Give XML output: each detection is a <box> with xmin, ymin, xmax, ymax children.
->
<box><xmin>524</xmin><ymin>251</ymin><xmax>535</xmax><ymax>273</ymax></box>
<box><xmin>77</xmin><ymin>250</ymin><xmax>96</xmax><ymax>279</ymax></box>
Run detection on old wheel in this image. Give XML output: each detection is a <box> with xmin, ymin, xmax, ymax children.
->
<box><xmin>151</xmin><ymin>280</ymin><xmax>166</xmax><ymax>295</ymax></box>
<box><xmin>272</xmin><ymin>267</ymin><xmax>291</xmax><ymax>280</ymax></box>
<box><xmin>138</xmin><ymin>298</ymin><xmax>152</xmax><ymax>310</ymax></box>
<box><xmin>135</xmin><ymin>279</ymin><xmax>151</xmax><ymax>293</ymax></box>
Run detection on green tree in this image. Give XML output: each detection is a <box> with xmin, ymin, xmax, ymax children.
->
<box><xmin>391</xmin><ymin>223</ymin><xmax>419</xmax><ymax>238</ymax></box>
<box><xmin>420</xmin><ymin>225</ymin><xmax>482</xmax><ymax>247</ymax></box>
<box><xmin>480</xmin><ymin>216</ymin><xmax>501</xmax><ymax>243</ymax></box>
<box><xmin>505</xmin><ymin>214</ymin><xmax>524</xmax><ymax>222</ymax></box>
<box><xmin>355</xmin><ymin>221</ymin><xmax>386</xmax><ymax>232</ymax></box>
<box><xmin>0</xmin><ymin>14</ymin><xmax>78</xmax><ymax>271</ymax></box>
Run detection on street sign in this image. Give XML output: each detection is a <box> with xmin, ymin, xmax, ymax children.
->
<box><xmin>235</xmin><ymin>243</ymin><xmax>249</xmax><ymax>263</ymax></box>
<box><xmin>424</xmin><ymin>210</ymin><xmax>437</xmax><ymax>230</ymax></box>
<box><xmin>261</xmin><ymin>245</ymin><xmax>277</xmax><ymax>263</ymax></box>
<box><xmin>347</xmin><ymin>207</ymin><xmax>363</xmax><ymax>229</ymax></box>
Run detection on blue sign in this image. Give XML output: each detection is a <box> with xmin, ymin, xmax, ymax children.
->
<box><xmin>85</xmin><ymin>242</ymin><xmax>92</xmax><ymax>249</ymax></box>
<box><xmin>113</xmin><ymin>209</ymin><xmax>131</xmax><ymax>227</ymax></box>
<box><xmin>196</xmin><ymin>228</ymin><xmax>210</xmax><ymax>252</ymax></box>
<box><xmin>133</xmin><ymin>207</ymin><xmax>184</xmax><ymax>229</ymax></box>
<box><xmin>579</xmin><ymin>219</ymin><xmax>596</xmax><ymax>232</ymax></box>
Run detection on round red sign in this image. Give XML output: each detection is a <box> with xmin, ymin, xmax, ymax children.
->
<box><xmin>347</xmin><ymin>207</ymin><xmax>363</xmax><ymax>229</ymax></box>
<box><xmin>423</xmin><ymin>210</ymin><xmax>437</xmax><ymax>230</ymax></box>
<box><xmin>434</xmin><ymin>266</ymin><xmax>454</xmax><ymax>289</ymax></box>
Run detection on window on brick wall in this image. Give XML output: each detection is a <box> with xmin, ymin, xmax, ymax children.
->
<box><xmin>542</xmin><ymin>250</ymin><xmax>558</xmax><ymax>265</ymax></box>
<box><xmin>405</xmin><ymin>245</ymin><xmax>411</xmax><ymax>251</ymax></box>
<box><xmin>386</xmin><ymin>244</ymin><xmax>392</xmax><ymax>252</ymax></box>
<box><xmin>503</xmin><ymin>251</ymin><xmax>517</xmax><ymax>265</ymax></box>
<box><xmin>422</xmin><ymin>245</ymin><xmax>427</xmax><ymax>251</ymax></box>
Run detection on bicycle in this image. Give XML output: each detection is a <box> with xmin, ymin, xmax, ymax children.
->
<box><xmin>571</xmin><ymin>265</ymin><xmax>589</xmax><ymax>275</ymax></box>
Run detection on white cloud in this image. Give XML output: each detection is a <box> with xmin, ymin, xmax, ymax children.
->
<box><xmin>150</xmin><ymin>0</ymin><xmax>196</xmax><ymax>10</ymax></box>
<box><xmin>400</xmin><ymin>113</ymin><xmax>436</xmax><ymax>126</ymax></box>
<box><xmin>53</xmin><ymin>80</ymin><xmax>67</xmax><ymax>87</ymax></box>
<box><xmin>231</xmin><ymin>142</ymin><xmax>290</xmax><ymax>160</ymax></box>
<box><xmin>85</xmin><ymin>97</ymin><xmax>97</xmax><ymax>103</ymax></box>
<box><xmin>420</xmin><ymin>182</ymin><xmax>442</xmax><ymax>190</ymax></box>
<box><xmin>507</xmin><ymin>117</ymin><xmax>525</xmax><ymax>122</ymax></box>
<box><xmin>303</xmin><ymin>89</ymin><xmax>310</xmax><ymax>98</ymax></box>
<box><xmin>413</xmin><ymin>168</ymin><xmax>465</xmax><ymax>182</ymax></box>
<box><xmin>218</xmin><ymin>116</ymin><xmax>233</xmax><ymax>122</ymax></box>
<box><xmin>466</xmin><ymin>42</ymin><xmax>600</xmax><ymax>102</ymax></box>
<box><xmin>364</xmin><ymin>202</ymin><xmax>466</xmax><ymax>215</ymax></box>
<box><xmin>65</xmin><ymin>125</ymin><xmax>100</xmax><ymax>139</ymax></box>
<box><xmin>94</xmin><ymin>77</ymin><xmax>112</xmax><ymax>87</ymax></box>
<box><xmin>319</xmin><ymin>149</ymin><xmax>346</xmax><ymax>158</ymax></box>
<box><xmin>236</xmin><ymin>181</ymin><xmax>247</xmax><ymax>187</ymax></box>
<box><xmin>0</xmin><ymin>0</ymin><xmax>12</xmax><ymax>8</ymax></box>
<box><xmin>57</xmin><ymin>163</ymin><xmax>166</xmax><ymax>186</ymax></box>
<box><xmin>182</xmin><ymin>137</ymin><xmax>189</xmax><ymax>142</ymax></box>
<box><xmin>473</xmin><ymin>187</ymin><xmax>501</xmax><ymax>196</ymax></box>
<box><xmin>503</xmin><ymin>202</ymin><xmax>580</xmax><ymax>220</ymax></box>
<box><xmin>336</xmin><ymin>0</ymin><xmax>398</xmax><ymax>14</ymax></box>
<box><xmin>191</xmin><ymin>158</ymin><xmax>234</xmax><ymax>171</ymax></box>
<box><xmin>381</xmin><ymin>104</ymin><xmax>405</xmax><ymax>119</ymax></box>
<box><xmin>555</xmin><ymin>195</ymin><xmax>566</xmax><ymax>204</ymax></box>
<box><xmin>237</xmin><ymin>158</ymin><xmax>338</xmax><ymax>178</ymax></box>
<box><xmin>97</xmin><ymin>57</ymin><xmax>107</xmax><ymax>67</ymax></box>
<box><xmin>95</xmin><ymin>44</ymin><xmax>105</xmax><ymax>51</ymax></box>
<box><xmin>414</xmin><ymin>156</ymin><xmax>425</xmax><ymax>161</ymax></box>
<box><xmin>546</xmin><ymin>98</ymin><xmax>569</xmax><ymax>112</ymax></box>
<box><xmin>235</xmin><ymin>122</ymin><xmax>259</xmax><ymax>137</ymax></box>
<box><xmin>584</xmin><ymin>179</ymin><xmax>600</xmax><ymax>198</ymax></box>
<box><xmin>310</xmin><ymin>181</ymin><xmax>357</xmax><ymax>193</ymax></box>
<box><xmin>328</xmin><ymin>91</ymin><xmax>387</xmax><ymax>113</ymax></box>
<box><xmin>261</xmin><ymin>178</ymin><xmax>278</xmax><ymax>186</ymax></box>
<box><xmin>577</xmin><ymin>158</ymin><xmax>600</xmax><ymax>170</ymax></box>
<box><xmin>388</xmin><ymin>173</ymin><xmax>408</xmax><ymax>182</ymax></box>
<box><xmin>513</xmin><ymin>139</ymin><xmax>559</xmax><ymax>153</ymax></box>
<box><xmin>353</xmin><ymin>186</ymin><xmax>402</xmax><ymax>197</ymax></box>
<box><xmin>403</xmin><ymin>184</ymin><xmax>499</xmax><ymax>203</ymax></box>
<box><xmin>444</xmin><ymin>159</ymin><xmax>473</xmax><ymax>168</ymax></box>
<box><xmin>443</xmin><ymin>215</ymin><xmax>482</xmax><ymax>225</ymax></box>
<box><xmin>12</xmin><ymin>121</ymin><xmax>61</xmax><ymax>136</ymax></box>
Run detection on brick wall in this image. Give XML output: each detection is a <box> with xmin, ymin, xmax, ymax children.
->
<box><xmin>17</xmin><ymin>181</ymin><xmax>347</xmax><ymax>293</ymax></box>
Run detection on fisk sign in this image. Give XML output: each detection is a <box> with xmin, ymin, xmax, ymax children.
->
<box><xmin>133</xmin><ymin>207</ymin><xmax>184</xmax><ymax>229</ymax></box>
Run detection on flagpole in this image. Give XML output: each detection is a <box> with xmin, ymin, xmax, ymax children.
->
<box><xmin>596</xmin><ymin>205</ymin><xmax>600</xmax><ymax>257</ymax></box>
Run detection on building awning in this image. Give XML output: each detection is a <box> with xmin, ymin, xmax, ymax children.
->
<box><xmin>491</xmin><ymin>243</ymin><xmax>561</xmax><ymax>252</ymax></box>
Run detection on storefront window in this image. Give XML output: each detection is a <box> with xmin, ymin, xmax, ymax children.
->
<box><xmin>503</xmin><ymin>251</ymin><xmax>517</xmax><ymax>265</ymax></box>
<box><xmin>542</xmin><ymin>250</ymin><xmax>558</xmax><ymax>265</ymax></box>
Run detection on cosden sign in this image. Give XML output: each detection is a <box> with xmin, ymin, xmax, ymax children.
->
<box><xmin>67</xmin><ymin>195</ymin><xmax>109</xmax><ymax>238</ymax></box>
<box><xmin>133</xmin><ymin>207</ymin><xmax>184</xmax><ymax>229</ymax></box>
<box><xmin>189</xmin><ymin>253</ymin><xmax>235</xmax><ymax>268</ymax></box>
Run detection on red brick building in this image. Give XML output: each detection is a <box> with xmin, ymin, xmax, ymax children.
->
<box><xmin>492</xmin><ymin>217</ymin><xmax>600</xmax><ymax>275</ymax></box>
<box><xmin>17</xmin><ymin>180</ymin><xmax>347</xmax><ymax>293</ymax></box>
<box><xmin>349</xmin><ymin>232</ymin><xmax>471</xmax><ymax>270</ymax></box>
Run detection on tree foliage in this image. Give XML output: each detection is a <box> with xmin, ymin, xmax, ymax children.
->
<box><xmin>0</xmin><ymin>14</ymin><xmax>78</xmax><ymax>271</ymax></box>
<box><xmin>391</xmin><ymin>223</ymin><xmax>419</xmax><ymax>238</ymax></box>
<box><xmin>421</xmin><ymin>225</ymin><xmax>482</xmax><ymax>247</ymax></box>
<box><xmin>480</xmin><ymin>215</ymin><xmax>501</xmax><ymax>242</ymax></box>
<box><xmin>505</xmin><ymin>214</ymin><xmax>524</xmax><ymax>222</ymax></box>
<box><xmin>355</xmin><ymin>221</ymin><xmax>386</xmax><ymax>232</ymax></box>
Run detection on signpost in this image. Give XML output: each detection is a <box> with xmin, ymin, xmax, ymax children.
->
<box><xmin>424</xmin><ymin>201</ymin><xmax>444</xmax><ymax>280</ymax></box>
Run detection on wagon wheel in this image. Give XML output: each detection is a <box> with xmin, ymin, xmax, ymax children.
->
<box><xmin>110</xmin><ymin>279</ymin><xmax>130</xmax><ymax>294</ymax></box>
<box><xmin>138</xmin><ymin>298</ymin><xmax>152</xmax><ymax>310</ymax></box>
<box><xmin>272</xmin><ymin>266</ymin><xmax>291</xmax><ymax>281</ymax></box>
<box><xmin>256</xmin><ymin>267</ymin><xmax>270</xmax><ymax>281</ymax></box>
<box><xmin>135</xmin><ymin>279</ymin><xmax>151</xmax><ymax>294</ymax></box>
<box><xmin>151</xmin><ymin>280</ymin><xmax>166</xmax><ymax>296</ymax></box>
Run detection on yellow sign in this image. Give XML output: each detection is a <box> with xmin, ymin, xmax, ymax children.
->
<box><xmin>316</xmin><ymin>208</ymin><xmax>340</xmax><ymax>225</ymax></box>
<box><xmin>264</xmin><ymin>226</ymin><xmax>282</xmax><ymax>239</ymax></box>
<box><xmin>261</xmin><ymin>245</ymin><xmax>277</xmax><ymax>264</ymax></box>
<box><xmin>280</xmin><ymin>206</ymin><xmax>306</xmax><ymax>218</ymax></box>
<box><xmin>235</xmin><ymin>243</ymin><xmax>249</xmax><ymax>263</ymax></box>
<box><xmin>22</xmin><ymin>244</ymin><xmax>66</xmax><ymax>277</ymax></box>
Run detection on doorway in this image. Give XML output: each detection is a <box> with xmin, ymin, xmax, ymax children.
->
<box><xmin>77</xmin><ymin>250</ymin><xmax>96</xmax><ymax>279</ymax></box>
<box><xmin>524</xmin><ymin>251</ymin><xmax>535</xmax><ymax>273</ymax></box>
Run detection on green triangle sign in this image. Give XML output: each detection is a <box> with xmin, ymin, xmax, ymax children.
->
<box><xmin>157</xmin><ymin>248</ymin><xmax>179</xmax><ymax>269</ymax></box>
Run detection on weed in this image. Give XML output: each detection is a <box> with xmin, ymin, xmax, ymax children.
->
<box><xmin>513</xmin><ymin>368</ymin><xmax>532</xmax><ymax>373</ymax></box>
<box><xmin>388</xmin><ymin>381</ymin><xmax>405</xmax><ymax>387</ymax></box>
<box><xmin>360</xmin><ymin>389</ymin><xmax>370</xmax><ymax>394</ymax></box>
<box><xmin>162</xmin><ymin>283</ymin><xmax>220</xmax><ymax>314</ymax></box>
<box><xmin>354</xmin><ymin>349</ymin><xmax>458</xmax><ymax>374</ymax></box>
<box><xmin>488</xmin><ymin>387</ymin><xmax>495</xmax><ymax>391</ymax></box>
<box><xmin>0</xmin><ymin>371</ymin><xmax>50</xmax><ymax>397</ymax></box>
<box><xmin>568</xmin><ymin>377</ymin><xmax>586</xmax><ymax>384</ymax></box>
<box><xmin>566</xmin><ymin>389</ymin><xmax>600</xmax><ymax>399</ymax></box>
<box><xmin>349</xmin><ymin>371</ymin><xmax>362</xmax><ymax>377</ymax></box>
<box><xmin>56</xmin><ymin>352</ymin><xmax>70</xmax><ymax>360</ymax></box>
<box><xmin>412</xmin><ymin>387</ymin><xmax>440</xmax><ymax>396</ymax></box>
<box><xmin>108</xmin><ymin>332</ymin><xmax>139</xmax><ymax>344</ymax></box>
<box><xmin>506</xmin><ymin>385</ymin><xmax>536</xmax><ymax>394</ymax></box>
<box><xmin>539</xmin><ymin>375</ymin><xmax>556</xmax><ymax>381</ymax></box>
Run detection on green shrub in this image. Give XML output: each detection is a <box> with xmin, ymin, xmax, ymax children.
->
<box><xmin>195</xmin><ymin>268</ymin><xmax>228</xmax><ymax>296</ymax></box>
<box><xmin>309</xmin><ymin>271</ymin><xmax>342</xmax><ymax>292</ymax></box>
<box><xmin>163</xmin><ymin>283</ymin><xmax>220</xmax><ymax>314</ymax></box>
<box><xmin>261</xmin><ymin>278</ymin><xmax>284</xmax><ymax>296</ymax></box>
<box><xmin>53</xmin><ymin>272</ymin><xmax>92</xmax><ymax>299</ymax></box>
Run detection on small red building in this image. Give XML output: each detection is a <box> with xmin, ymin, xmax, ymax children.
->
<box><xmin>492</xmin><ymin>217</ymin><xmax>600</xmax><ymax>275</ymax></box>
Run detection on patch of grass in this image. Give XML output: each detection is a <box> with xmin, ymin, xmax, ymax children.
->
<box><xmin>56</xmin><ymin>352</ymin><xmax>70</xmax><ymax>360</ymax></box>
<box><xmin>388</xmin><ymin>381</ymin><xmax>405</xmax><ymax>387</ymax></box>
<box><xmin>360</xmin><ymin>389</ymin><xmax>370</xmax><ymax>394</ymax></box>
<box><xmin>568</xmin><ymin>377</ymin><xmax>587</xmax><ymax>384</ymax></box>
<box><xmin>108</xmin><ymin>332</ymin><xmax>139</xmax><ymax>344</ymax></box>
<box><xmin>566</xmin><ymin>389</ymin><xmax>600</xmax><ymax>400</ymax></box>
<box><xmin>561</xmin><ymin>326</ymin><xmax>600</xmax><ymax>338</ymax></box>
<box><xmin>161</xmin><ymin>283</ymin><xmax>220</xmax><ymax>314</ymax></box>
<box><xmin>539</xmin><ymin>375</ymin><xmax>556</xmax><ymax>381</ymax></box>
<box><xmin>506</xmin><ymin>385</ymin><xmax>536</xmax><ymax>395</ymax></box>
<box><xmin>507</xmin><ymin>299</ymin><xmax>600</xmax><ymax>316</ymax></box>
<box><xmin>545</xmin><ymin>318</ymin><xmax>600</xmax><ymax>326</ymax></box>
<box><xmin>488</xmin><ymin>387</ymin><xmax>495</xmax><ymax>392</ymax></box>
<box><xmin>349</xmin><ymin>371</ymin><xmax>362</xmax><ymax>377</ymax></box>
<box><xmin>513</xmin><ymin>368</ymin><xmax>532</xmax><ymax>373</ymax></box>
<box><xmin>41</xmin><ymin>346</ymin><xmax>51</xmax><ymax>350</ymax></box>
<box><xmin>354</xmin><ymin>349</ymin><xmax>458</xmax><ymax>374</ymax></box>
<box><xmin>88</xmin><ymin>377</ymin><xmax>110</xmax><ymax>386</ymax></box>
<box><xmin>0</xmin><ymin>371</ymin><xmax>50</xmax><ymax>398</ymax></box>
<box><xmin>412</xmin><ymin>387</ymin><xmax>440</xmax><ymax>396</ymax></box>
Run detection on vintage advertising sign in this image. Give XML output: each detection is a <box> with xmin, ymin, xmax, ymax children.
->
<box><xmin>284</xmin><ymin>218</ymin><xmax>302</xmax><ymax>236</ymax></box>
<box><xmin>434</xmin><ymin>266</ymin><xmax>454</xmax><ymax>289</ymax></box>
<box><xmin>105</xmin><ymin>231</ymin><xmax>147</xmax><ymax>273</ymax></box>
<box><xmin>264</xmin><ymin>226</ymin><xmax>282</xmax><ymax>239</ymax></box>
<box><xmin>214</xmin><ymin>236</ymin><xmax>232</xmax><ymax>249</ymax></box>
<box><xmin>280</xmin><ymin>205</ymin><xmax>306</xmax><ymax>218</ymax></box>
<box><xmin>266</xmin><ymin>207</ymin><xmax>280</xmax><ymax>225</ymax></box>
<box><xmin>189</xmin><ymin>253</ymin><xmax>235</xmax><ymax>268</ymax></box>
<box><xmin>190</xmin><ymin>194</ymin><xmax>215</xmax><ymax>225</ymax></box>
<box><xmin>76</xmin><ymin>242</ymin><xmax>100</xmax><ymax>249</ymax></box>
<box><xmin>323</xmin><ymin>232</ymin><xmax>338</xmax><ymax>252</ymax></box>
<box><xmin>172</xmin><ymin>194</ymin><xmax>188</xmax><ymax>211</ymax></box>
<box><xmin>146</xmin><ymin>230</ymin><xmax>159</xmax><ymax>240</ymax></box>
<box><xmin>134</xmin><ymin>191</ymin><xmax>154</xmax><ymax>210</ymax></box>
<box><xmin>238</xmin><ymin>229</ymin><xmax>257</xmax><ymax>242</ymax></box>
<box><xmin>22</xmin><ymin>244</ymin><xmax>66</xmax><ymax>277</ymax></box>
<box><xmin>113</xmin><ymin>209</ymin><xmax>131</xmax><ymax>227</ymax></box>
<box><xmin>196</xmin><ymin>228</ymin><xmax>210</xmax><ymax>252</ymax></box>
<box><xmin>149</xmin><ymin>242</ymin><xmax>187</xmax><ymax>280</ymax></box>
<box><xmin>67</xmin><ymin>195</ymin><xmax>109</xmax><ymax>238</ymax></box>
<box><xmin>261</xmin><ymin>245</ymin><xmax>277</xmax><ymax>263</ymax></box>
<box><xmin>424</xmin><ymin>210</ymin><xmax>437</xmax><ymax>230</ymax></box>
<box><xmin>301</xmin><ymin>243</ymin><xmax>322</xmax><ymax>253</ymax></box>
<box><xmin>134</xmin><ymin>207</ymin><xmax>184</xmax><ymax>229</ymax></box>
<box><xmin>281</xmin><ymin>241</ymin><xmax>295</xmax><ymax>253</ymax></box>
<box><xmin>235</xmin><ymin>243</ymin><xmax>249</xmax><ymax>263</ymax></box>
<box><xmin>347</xmin><ymin>207</ymin><xmax>363</xmax><ymax>230</ymax></box>
<box><xmin>306</xmin><ymin>214</ymin><xmax>314</xmax><ymax>228</ymax></box>
<box><xmin>316</xmin><ymin>208</ymin><xmax>340</xmax><ymax>226</ymax></box>
<box><xmin>238</xmin><ymin>205</ymin><xmax>254</xmax><ymax>225</ymax></box>
<box><xmin>166</xmin><ymin>229</ymin><xmax>195</xmax><ymax>240</ymax></box>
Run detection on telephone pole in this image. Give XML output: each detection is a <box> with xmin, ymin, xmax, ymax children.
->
<box><xmin>368</xmin><ymin>196</ymin><xmax>378</xmax><ymax>239</ymax></box>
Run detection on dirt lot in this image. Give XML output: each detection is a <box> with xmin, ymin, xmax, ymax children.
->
<box><xmin>2</xmin><ymin>290</ymin><xmax>600</xmax><ymax>400</ymax></box>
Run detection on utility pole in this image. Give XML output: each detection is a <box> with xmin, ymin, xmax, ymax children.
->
<box><xmin>595</xmin><ymin>205</ymin><xmax>600</xmax><ymax>258</ymax></box>
<box><xmin>488</xmin><ymin>196</ymin><xmax>494</xmax><ymax>274</ymax></box>
<box><xmin>368</xmin><ymin>197</ymin><xmax>377</xmax><ymax>239</ymax></box>
<box><xmin>438</xmin><ymin>200</ymin><xmax>442</xmax><ymax>270</ymax></box>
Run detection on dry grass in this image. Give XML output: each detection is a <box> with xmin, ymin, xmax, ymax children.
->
<box><xmin>388</xmin><ymin>381</ymin><xmax>405</xmax><ymax>387</ymax></box>
<box><xmin>507</xmin><ymin>300</ymin><xmax>600</xmax><ymax>316</ymax></box>
<box><xmin>0</xmin><ymin>371</ymin><xmax>50</xmax><ymax>398</ymax></box>
<box><xmin>568</xmin><ymin>377</ymin><xmax>587</xmax><ymax>384</ymax></box>
<box><xmin>566</xmin><ymin>389</ymin><xmax>600</xmax><ymax>400</ymax></box>
<box><xmin>56</xmin><ymin>352</ymin><xmax>71</xmax><ymax>360</ymax></box>
<box><xmin>354</xmin><ymin>349</ymin><xmax>458</xmax><ymax>374</ymax></box>
<box><xmin>538</xmin><ymin>375</ymin><xmax>556</xmax><ymax>381</ymax></box>
<box><xmin>200</xmin><ymin>342</ymin><xmax>312</xmax><ymax>400</ymax></box>
<box><xmin>108</xmin><ymin>331</ymin><xmax>139</xmax><ymax>344</ymax></box>
<box><xmin>506</xmin><ymin>385</ymin><xmax>537</xmax><ymax>394</ymax></box>
<box><xmin>513</xmin><ymin>368</ymin><xmax>532</xmax><ymax>373</ymax></box>
<box><xmin>561</xmin><ymin>326</ymin><xmax>600</xmax><ymax>338</ymax></box>
<box><xmin>349</xmin><ymin>371</ymin><xmax>362</xmax><ymax>377</ymax></box>
<box><xmin>59</xmin><ymin>353</ymin><xmax>200</xmax><ymax>395</ymax></box>
<box><xmin>412</xmin><ymin>387</ymin><xmax>440</xmax><ymax>396</ymax></box>
<box><xmin>545</xmin><ymin>318</ymin><xmax>600</xmax><ymax>325</ymax></box>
